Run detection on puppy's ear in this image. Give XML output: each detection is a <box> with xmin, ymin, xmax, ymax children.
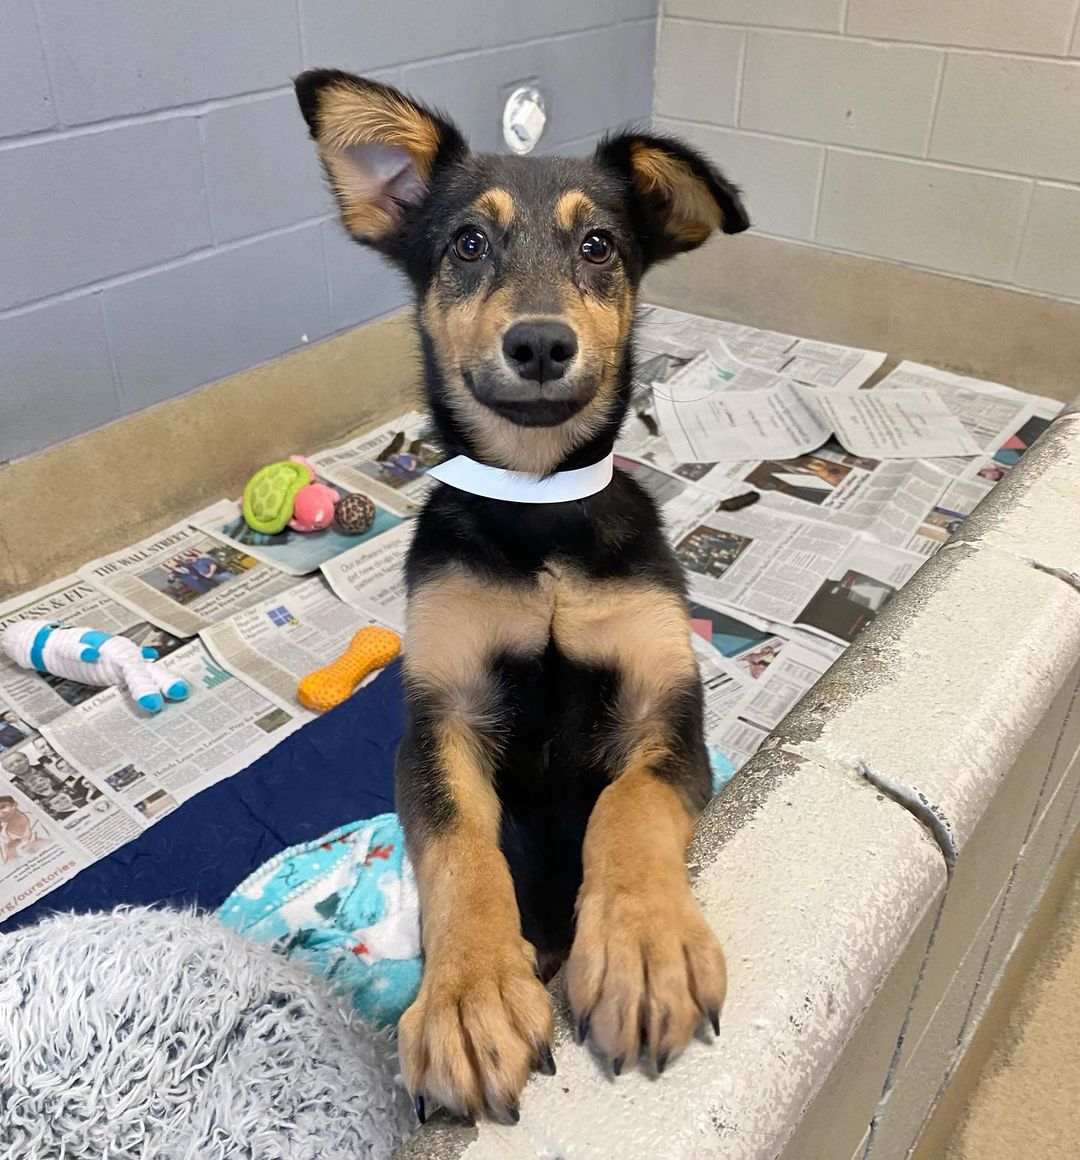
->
<box><xmin>295</xmin><ymin>69</ymin><xmax>467</xmax><ymax>250</ymax></box>
<box><xmin>596</xmin><ymin>132</ymin><xmax>749</xmax><ymax>264</ymax></box>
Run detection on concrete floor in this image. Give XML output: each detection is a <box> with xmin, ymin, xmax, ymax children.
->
<box><xmin>940</xmin><ymin>869</ymin><xmax>1080</xmax><ymax>1158</ymax></box>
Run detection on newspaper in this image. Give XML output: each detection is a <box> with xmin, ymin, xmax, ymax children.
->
<box><xmin>739</xmin><ymin>638</ymin><xmax>841</xmax><ymax>732</ymax></box>
<box><xmin>667</xmin><ymin>492</ymin><xmax>860</xmax><ymax>627</ymax></box>
<box><xmin>874</xmin><ymin>361</ymin><xmax>1051</xmax><ymax>454</ymax></box>
<box><xmin>80</xmin><ymin>519</ymin><xmax>298</xmax><ymax>639</ymax></box>
<box><xmin>321</xmin><ymin>520</ymin><xmax>412</xmax><ymax>632</ymax></box>
<box><xmin>906</xmin><ymin>475</ymin><xmax>993</xmax><ymax>557</ymax></box>
<box><xmin>201</xmin><ymin>578</ymin><xmax>388</xmax><ymax>717</ymax></box>
<box><xmin>653</xmin><ymin>353</ymin><xmax>831</xmax><ymax>462</ymax></box>
<box><xmin>638</xmin><ymin>304</ymin><xmax>886</xmax><ymax>389</ymax></box>
<box><xmin>0</xmin><ymin>574</ymin><xmax>184</xmax><ymax>728</ymax></box>
<box><xmin>792</xmin><ymin>539</ymin><xmax>925</xmax><ymax>646</ymax></box>
<box><xmin>692</xmin><ymin>633</ymin><xmax>754</xmax><ymax>744</ymax></box>
<box><xmin>311</xmin><ymin>410</ymin><xmax>443</xmax><ymax>517</ymax></box>
<box><xmin>806</xmin><ymin>387</ymin><xmax>982</xmax><ymax>459</ymax></box>
<box><xmin>43</xmin><ymin>640</ymin><xmax>302</xmax><ymax>809</ymax></box>
<box><xmin>0</xmin><ymin>641</ymin><xmax>301</xmax><ymax>921</ymax></box>
<box><xmin>192</xmin><ymin>497</ymin><xmax>404</xmax><ymax>577</ymax></box>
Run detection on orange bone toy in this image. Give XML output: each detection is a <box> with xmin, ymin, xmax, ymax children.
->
<box><xmin>297</xmin><ymin>626</ymin><xmax>402</xmax><ymax>713</ymax></box>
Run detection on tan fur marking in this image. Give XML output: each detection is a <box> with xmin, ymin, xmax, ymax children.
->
<box><xmin>399</xmin><ymin>566</ymin><xmax>557</xmax><ymax>1116</ymax></box>
<box><xmin>630</xmin><ymin>141</ymin><xmax>723</xmax><ymax>245</ymax></box>
<box><xmin>553</xmin><ymin>189</ymin><xmax>596</xmax><ymax>231</ymax></box>
<box><xmin>472</xmin><ymin>188</ymin><xmax>516</xmax><ymax>230</ymax></box>
<box><xmin>401</xmin><ymin>829</ymin><xmax>553</xmax><ymax>1116</ymax></box>
<box><xmin>567</xmin><ymin>770</ymin><xmax>727</xmax><ymax>1068</ymax></box>
<box><xmin>404</xmin><ymin>566</ymin><xmax>554</xmax><ymax>702</ymax></box>
<box><xmin>315</xmin><ymin>81</ymin><xmax>439</xmax><ymax>171</ymax></box>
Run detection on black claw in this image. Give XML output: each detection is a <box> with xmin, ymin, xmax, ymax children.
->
<box><xmin>612</xmin><ymin>1055</ymin><xmax>624</xmax><ymax>1077</ymax></box>
<box><xmin>576</xmin><ymin>1014</ymin><xmax>591</xmax><ymax>1045</ymax></box>
<box><xmin>414</xmin><ymin>1095</ymin><xmax>426</xmax><ymax>1124</ymax></box>
<box><xmin>656</xmin><ymin>1052</ymin><xmax>669</xmax><ymax>1074</ymax></box>
<box><xmin>491</xmin><ymin>1104</ymin><xmax>520</xmax><ymax>1126</ymax></box>
<box><xmin>709</xmin><ymin>1009</ymin><xmax>720</xmax><ymax>1036</ymax></box>
<box><xmin>537</xmin><ymin>1045</ymin><xmax>557</xmax><ymax>1076</ymax></box>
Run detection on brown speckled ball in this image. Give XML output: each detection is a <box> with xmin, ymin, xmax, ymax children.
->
<box><xmin>334</xmin><ymin>492</ymin><xmax>376</xmax><ymax>535</ymax></box>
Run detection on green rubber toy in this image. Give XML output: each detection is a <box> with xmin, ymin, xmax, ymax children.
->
<box><xmin>242</xmin><ymin>460</ymin><xmax>313</xmax><ymax>535</ymax></box>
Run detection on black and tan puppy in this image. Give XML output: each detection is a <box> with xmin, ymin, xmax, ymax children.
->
<box><xmin>295</xmin><ymin>70</ymin><xmax>749</xmax><ymax>1123</ymax></box>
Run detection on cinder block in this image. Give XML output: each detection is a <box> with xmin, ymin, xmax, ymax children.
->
<box><xmin>1073</xmin><ymin>18</ymin><xmax>1080</xmax><ymax>54</ymax></box>
<box><xmin>0</xmin><ymin>0</ymin><xmax>56</xmax><ymax>137</ymax></box>
<box><xmin>201</xmin><ymin>93</ymin><xmax>333</xmax><ymax>244</ymax></box>
<box><xmin>321</xmin><ymin>221</ymin><xmax>409</xmax><ymax>333</ymax></box>
<box><xmin>970</xmin><ymin>746</ymin><xmax>1080</xmax><ymax>1031</ymax></box>
<box><xmin>893</xmin><ymin>679</ymin><xmax>1071</xmax><ymax>1059</ymax></box>
<box><xmin>0</xmin><ymin>119</ymin><xmax>212</xmax><ymax>311</ymax></box>
<box><xmin>654</xmin><ymin>118</ymin><xmax>824</xmax><ymax>240</ymax></box>
<box><xmin>815</xmin><ymin>150</ymin><xmax>1029</xmax><ymax>282</ymax></box>
<box><xmin>654</xmin><ymin>21</ymin><xmax>743</xmax><ymax>125</ymax></box>
<box><xmin>404</xmin><ymin>23</ymin><xmax>654</xmax><ymax>155</ymax></box>
<box><xmin>931</xmin><ymin>54</ymin><xmax>1080</xmax><ymax>184</ymax></box>
<box><xmin>0</xmin><ymin>295</ymin><xmax>119</xmax><ymax>463</ymax></box>
<box><xmin>491</xmin><ymin>0</ymin><xmax>626</xmax><ymax>41</ymax></box>
<box><xmin>777</xmin><ymin>904</ymin><xmax>939</xmax><ymax>1160</ymax></box>
<box><xmin>1016</xmin><ymin>182</ymin><xmax>1080</xmax><ymax>301</ymax></box>
<box><xmin>740</xmin><ymin>32</ymin><xmax>942</xmax><ymax>155</ymax></box>
<box><xmin>100</xmin><ymin>224</ymin><xmax>331</xmax><ymax>411</ymax></box>
<box><xmin>299</xmin><ymin>0</ymin><xmax>484</xmax><ymax>73</ymax></box>
<box><xmin>666</xmin><ymin>0</ymin><xmax>844</xmax><ymax>31</ymax></box>
<box><xmin>403</xmin><ymin>43</ymin><xmax>551</xmax><ymax>154</ymax></box>
<box><xmin>866</xmin><ymin>888</ymin><xmax>1007</xmax><ymax>1160</ymax></box>
<box><xmin>38</xmin><ymin>1</ymin><xmax>301</xmax><ymax>125</ymax></box>
<box><xmin>847</xmin><ymin>0</ymin><xmax>1078</xmax><ymax>56</ymax></box>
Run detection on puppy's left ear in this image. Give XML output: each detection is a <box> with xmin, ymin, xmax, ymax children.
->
<box><xmin>596</xmin><ymin>132</ymin><xmax>749</xmax><ymax>264</ymax></box>
<box><xmin>295</xmin><ymin>69</ymin><xmax>467</xmax><ymax>252</ymax></box>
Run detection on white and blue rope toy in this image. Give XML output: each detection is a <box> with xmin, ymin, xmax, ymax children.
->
<box><xmin>1</xmin><ymin>621</ymin><xmax>190</xmax><ymax>713</ymax></box>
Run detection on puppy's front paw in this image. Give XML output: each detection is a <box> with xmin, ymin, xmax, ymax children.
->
<box><xmin>566</xmin><ymin>881</ymin><xmax>725</xmax><ymax>1074</ymax></box>
<box><xmin>399</xmin><ymin>938</ymin><xmax>554</xmax><ymax>1123</ymax></box>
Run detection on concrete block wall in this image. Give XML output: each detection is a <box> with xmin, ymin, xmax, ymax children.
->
<box><xmin>654</xmin><ymin>0</ymin><xmax>1080</xmax><ymax>304</ymax></box>
<box><xmin>0</xmin><ymin>1</ymin><xmax>657</xmax><ymax>464</ymax></box>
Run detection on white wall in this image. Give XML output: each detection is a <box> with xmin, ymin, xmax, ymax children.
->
<box><xmin>654</xmin><ymin>0</ymin><xmax>1080</xmax><ymax>304</ymax></box>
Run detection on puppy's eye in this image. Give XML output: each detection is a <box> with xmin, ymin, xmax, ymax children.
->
<box><xmin>453</xmin><ymin>227</ymin><xmax>489</xmax><ymax>262</ymax></box>
<box><xmin>580</xmin><ymin>231</ymin><xmax>614</xmax><ymax>264</ymax></box>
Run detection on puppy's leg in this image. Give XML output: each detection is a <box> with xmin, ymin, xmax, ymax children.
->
<box><xmin>397</xmin><ymin>570</ymin><xmax>555</xmax><ymax>1122</ymax></box>
<box><xmin>554</xmin><ymin>576</ymin><xmax>725</xmax><ymax>1073</ymax></box>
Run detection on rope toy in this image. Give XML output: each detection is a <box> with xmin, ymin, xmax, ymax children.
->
<box><xmin>297</xmin><ymin>627</ymin><xmax>401</xmax><ymax>713</ymax></box>
<box><xmin>1</xmin><ymin>622</ymin><xmax>190</xmax><ymax>713</ymax></box>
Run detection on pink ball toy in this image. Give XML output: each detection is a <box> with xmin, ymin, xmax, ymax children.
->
<box><xmin>289</xmin><ymin>481</ymin><xmax>340</xmax><ymax>532</ymax></box>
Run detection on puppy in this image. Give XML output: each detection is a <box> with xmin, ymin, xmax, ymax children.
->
<box><xmin>295</xmin><ymin>70</ymin><xmax>749</xmax><ymax>1124</ymax></box>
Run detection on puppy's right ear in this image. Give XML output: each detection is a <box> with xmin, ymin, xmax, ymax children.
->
<box><xmin>295</xmin><ymin>69</ymin><xmax>467</xmax><ymax>250</ymax></box>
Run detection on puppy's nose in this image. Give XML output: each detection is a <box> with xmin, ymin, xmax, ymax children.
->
<box><xmin>502</xmin><ymin>321</ymin><xmax>578</xmax><ymax>383</ymax></box>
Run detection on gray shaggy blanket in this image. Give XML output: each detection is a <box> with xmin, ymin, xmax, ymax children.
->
<box><xmin>0</xmin><ymin>907</ymin><xmax>415</xmax><ymax>1159</ymax></box>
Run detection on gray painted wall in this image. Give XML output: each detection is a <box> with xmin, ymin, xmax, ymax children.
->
<box><xmin>1</xmin><ymin>1</ymin><xmax>657</xmax><ymax>462</ymax></box>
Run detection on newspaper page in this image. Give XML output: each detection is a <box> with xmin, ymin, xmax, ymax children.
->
<box><xmin>673</xmin><ymin>500</ymin><xmax>859</xmax><ymax>626</ymax></box>
<box><xmin>0</xmin><ymin>574</ymin><xmax>185</xmax><ymax>728</ymax></box>
<box><xmin>805</xmin><ymin>387</ymin><xmax>982</xmax><ymax>459</ymax></box>
<box><xmin>653</xmin><ymin>354</ymin><xmax>831</xmax><ymax>462</ymax></box>
<box><xmin>691</xmin><ymin>633</ymin><xmax>754</xmax><ymax>746</ymax></box>
<box><xmin>637</xmin><ymin>304</ymin><xmax>886</xmax><ymax>389</ymax></box>
<box><xmin>193</xmin><ymin>497</ymin><xmax>404</xmax><ymax>577</ymax></box>
<box><xmin>201</xmin><ymin>578</ymin><xmax>387</xmax><ymax>717</ymax></box>
<box><xmin>906</xmin><ymin>475</ymin><xmax>994</xmax><ymax>557</ymax></box>
<box><xmin>310</xmin><ymin>410</ymin><xmax>443</xmax><ymax>517</ymax></box>
<box><xmin>42</xmin><ymin>640</ymin><xmax>302</xmax><ymax>812</ymax></box>
<box><xmin>739</xmin><ymin>637</ymin><xmax>842</xmax><ymax>732</ymax></box>
<box><xmin>80</xmin><ymin>519</ymin><xmax>298</xmax><ymax>639</ymax></box>
<box><xmin>793</xmin><ymin>540</ymin><xmax>925</xmax><ymax>646</ymax></box>
<box><xmin>0</xmin><ymin>734</ymin><xmax>85</xmax><ymax>920</ymax></box>
<box><xmin>874</xmin><ymin>361</ymin><xmax>1041</xmax><ymax>454</ymax></box>
<box><xmin>321</xmin><ymin>520</ymin><xmax>412</xmax><ymax>632</ymax></box>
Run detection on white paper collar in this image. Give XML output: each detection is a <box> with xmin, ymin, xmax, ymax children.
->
<box><xmin>425</xmin><ymin>452</ymin><xmax>614</xmax><ymax>503</ymax></box>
